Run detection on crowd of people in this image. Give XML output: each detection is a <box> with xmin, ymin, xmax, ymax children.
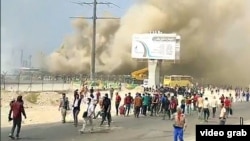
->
<box><xmin>58</xmin><ymin>85</ymin><xmax>249</xmax><ymax>129</ymax></box>
<box><xmin>7</xmin><ymin>84</ymin><xmax>250</xmax><ymax>140</ymax></box>
<box><xmin>58</xmin><ymin>88</ymin><xmax>112</xmax><ymax>133</ymax></box>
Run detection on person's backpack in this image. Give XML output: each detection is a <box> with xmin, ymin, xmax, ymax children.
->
<box><xmin>82</xmin><ymin>106</ymin><xmax>88</xmax><ymax>118</ymax></box>
<box><xmin>82</xmin><ymin>111</ymin><xmax>88</xmax><ymax>118</ymax></box>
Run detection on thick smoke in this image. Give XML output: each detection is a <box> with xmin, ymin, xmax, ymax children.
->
<box><xmin>46</xmin><ymin>0</ymin><xmax>250</xmax><ymax>86</ymax></box>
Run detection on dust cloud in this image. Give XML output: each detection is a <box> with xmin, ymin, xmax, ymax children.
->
<box><xmin>45</xmin><ymin>0</ymin><xmax>250</xmax><ymax>86</ymax></box>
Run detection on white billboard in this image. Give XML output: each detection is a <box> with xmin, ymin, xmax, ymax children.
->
<box><xmin>131</xmin><ymin>33</ymin><xmax>180</xmax><ymax>60</ymax></box>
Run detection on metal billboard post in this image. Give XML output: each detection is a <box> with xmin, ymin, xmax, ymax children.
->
<box><xmin>17</xmin><ymin>72</ymin><xmax>21</xmax><ymax>93</ymax></box>
<box><xmin>29</xmin><ymin>73</ymin><xmax>33</xmax><ymax>92</ymax></box>
<box><xmin>62</xmin><ymin>75</ymin><xmax>65</xmax><ymax>90</ymax></box>
<box><xmin>52</xmin><ymin>75</ymin><xmax>55</xmax><ymax>91</ymax></box>
<box><xmin>2</xmin><ymin>71</ymin><xmax>7</xmax><ymax>90</ymax></box>
<box><xmin>41</xmin><ymin>75</ymin><xmax>44</xmax><ymax>92</ymax></box>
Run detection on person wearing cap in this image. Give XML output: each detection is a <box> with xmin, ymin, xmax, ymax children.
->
<box><xmin>173</xmin><ymin>107</ymin><xmax>187</xmax><ymax>141</ymax></box>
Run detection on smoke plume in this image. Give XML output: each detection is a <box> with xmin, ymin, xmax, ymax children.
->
<box><xmin>45</xmin><ymin>0</ymin><xmax>250</xmax><ymax>86</ymax></box>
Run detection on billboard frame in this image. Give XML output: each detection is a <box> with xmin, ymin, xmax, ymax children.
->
<box><xmin>131</xmin><ymin>33</ymin><xmax>181</xmax><ymax>61</ymax></box>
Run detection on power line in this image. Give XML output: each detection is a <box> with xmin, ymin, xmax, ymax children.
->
<box><xmin>70</xmin><ymin>0</ymin><xmax>120</xmax><ymax>81</ymax></box>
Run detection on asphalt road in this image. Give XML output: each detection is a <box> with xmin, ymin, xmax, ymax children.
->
<box><xmin>1</xmin><ymin>102</ymin><xmax>250</xmax><ymax>141</ymax></box>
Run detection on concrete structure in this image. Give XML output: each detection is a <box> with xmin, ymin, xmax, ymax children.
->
<box><xmin>148</xmin><ymin>60</ymin><xmax>161</xmax><ymax>88</ymax></box>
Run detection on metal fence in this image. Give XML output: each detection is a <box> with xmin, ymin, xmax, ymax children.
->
<box><xmin>3</xmin><ymin>73</ymin><xmax>213</xmax><ymax>92</ymax></box>
<box><xmin>0</xmin><ymin>74</ymin><xmax>139</xmax><ymax>92</ymax></box>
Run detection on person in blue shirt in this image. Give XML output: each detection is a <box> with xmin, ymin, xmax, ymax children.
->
<box><xmin>246</xmin><ymin>91</ymin><xmax>249</xmax><ymax>102</ymax></box>
<box><xmin>142</xmin><ymin>93</ymin><xmax>149</xmax><ymax>116</ymax></box>
<box><xmin>162</xmin><ymin>94</ymin><xmax>170</xmax><ymax>120</ymax></box>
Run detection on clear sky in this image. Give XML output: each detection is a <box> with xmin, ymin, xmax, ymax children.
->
<box><xmin>1</xmin><ymin>0</ymin><xmax>134</xmax><ymax>70</ymax></box>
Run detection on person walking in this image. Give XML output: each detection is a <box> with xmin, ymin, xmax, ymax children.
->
<box><xmin>58</xmin><ymin>93</ymin><xmax>69</xmax><ymax>123</ymax></box>
<box><xmin>211</xmin><ymin>96</ymin><xmax>218</xmax><ymax>118</ymax></box>
<box><xmin>124</xmin><ymin>93</ymin><xmax>133</xmax><ymax>116</ymax></box>
<box><xmin>203</xmin><ymin>97</ymin><xmax>210</xmax><ymax>122</ymax></box>
<box><xmin>80</xmin><ymin>98</ymin><xmax>94</xmax><ymax>133</ymax></box>
<box><xmin>72</xmin><ymin>91</ymin><xmax>84</xmax><ymax>127</ymax></box>
<box><xmin>134</xmin><ymin>93</ymin><xmax>142</xmax><ymax>118</ymax></box>
<box><xmin>109</xmin><ymin>87</ymin><xmax>114</xmax><ymax>100</ymax></box>
<box><xmin>162</xmin><ymin>94</ymin><xmax>171</xmax><ymax>120</ymax></box>
<box><xmin>173</xmin><ymin>107</ymin><xmax>187</xmax><ymax>141</ymax></box>
<box><xmin>219</xmin><ymin>103</ymin><xmax>227</xmax><ymax>125</ymax></box>
<box><xmin>224</xmin><ymin>97</ymin><xmax>231</xmax><ymax>117</ymax></box>
<box><xmin>115</xmin><ymin>92</ymin><xmax>121</xmax><ymax>116</ymax></box>
<box><xmin>142</xmin><ymin>93</ymin><xmax>149</xmax><ymax>116</ymax></box>
<box><xmin>197</xmin><ymin>95</ymin><xmax>204</xmax><ymax>119</ymax></box>
<box><xmin>8</xmin><ymin>95</ymin><xmax>27</xmax><ymax>139</ymax></box>
<box><xmin>100</xmin><ymin>94</ymin><xmax>111</xmax><ymax>127</ymax></box>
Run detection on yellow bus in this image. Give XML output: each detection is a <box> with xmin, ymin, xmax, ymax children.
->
<box><xmin>163</xmin><ymin>75</ymin><xmax>193</xmax><ymax>87</ymax></box>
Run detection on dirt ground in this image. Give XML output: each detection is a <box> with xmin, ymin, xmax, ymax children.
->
<box><xmin>0</xmin><ymin>86</ymin><xmax>144</xmax><ymax>128</ymax></box>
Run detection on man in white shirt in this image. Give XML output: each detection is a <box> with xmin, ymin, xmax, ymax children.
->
<box><xmin>210</xmin><ymin>96</ymin><xmax>218</xmax><ymax>118</ymax></box>
<box><xmin>90</xmin><ymin>94</ymin><xmax>98</xmax><ymax>117</ymax></box>
<box><xmin>219</xmin><ymin>104</ymin><xmax>227</xmax><ymax>125</ymax></box>
<box><xmin>80</xmin><ymin>98</ymin><xmax>94</xmax><ymax>133</ymax></box>
<box><xmin>203</xmin><ymin>97</ymin><xmax>210</xmax><ymax>122</ymax></box>
<box><xmin>229</xmin><ymin>94</ymin><xmax>234</xmax><ymax>103</ymax></box>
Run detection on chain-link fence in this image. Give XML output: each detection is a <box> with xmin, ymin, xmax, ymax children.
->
<box><xmin>0</xmin><ymin>73</ymin><xmax>140</xmax><ymax>92</ymax></box>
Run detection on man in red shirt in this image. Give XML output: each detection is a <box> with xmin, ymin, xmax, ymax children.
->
<box><xmin>193</xmin><ymin>94</ymin><xmax>198</xmax><ymax>111</ymax></box>
<box><xmin>96</xmin><ymin>89</ymin><xmax>101</xmax><ymax>104</ymax></box>
<box><xmin>220</xmin><ymin>94</ymin><xmax>225</xmax><ymax>104</ymax></box>
<box><xmin>8</xmin><ymin>95</ymin><xmax>27</xmax><ymax>139</ymax></box>
<box><xmin>115</xmin><ymin>92</ymin><xmax>121</xmax><ymax>116</ymax></box>
<box><xmin>224</xmin><ymin>97</ymin><xmax>231</xmax><ymax>117</ymax></box>
<box><xmin>186</xmin><ymin>96</ymin><xmax>192</xmax><ymax>114</ymax></box>
<box><xmin>124</xmin><ymin>93</ymin><xmax>133</xmax><ymax>116</ymax></box>
<box><xmin>170</xmin><ymin>96</ymin><xmax>178</xmax><ymax>115</ymax></box>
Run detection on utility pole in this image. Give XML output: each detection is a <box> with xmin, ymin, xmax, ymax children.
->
<box><xmin>29</xmin><ymin>55</ymin><xmax>32</xmax><ymax>68</ymax></box>
<box><xmin>71</xmin><ymin>0</ymin><xmax>120</xmax><ymax>81</ymax></box>
<box><xmin>20</xmin><ymin>49</ymin><xmax>23</xmax><ymax>67</ymax></box>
